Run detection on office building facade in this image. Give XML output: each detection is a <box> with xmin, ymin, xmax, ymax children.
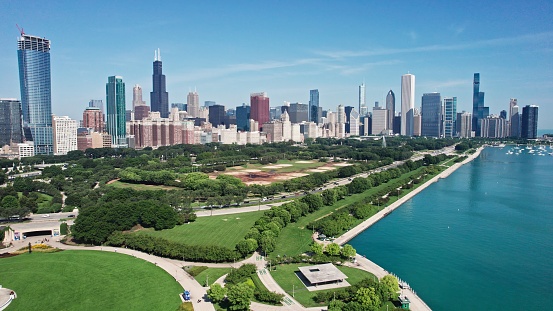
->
<box><xmin>82</xmin><ymin>107</ymin><xmax>104</xmax><ymax>132</ymax></box>
<box><xmin>250</xmin><ymin>92</ymin><xmax>270</xmax><ymax>131</ymax></box>
<box><xmin>386</xmin><ymin>90</ymin><xmax>395</xmax><ymax>131</ymax></box>
<box><xmin>401</xmin><ymin>74</ymin><xmax>415</xmax><ymax>136</ymax></box>
<box><xmin>521</xmin><ymin>105</ymin><xmax>538</xmax><ymax>139</ymax></box>
<box><xmin>106</xmin><ymin>76</ymin><xmax>127</xmax><ymax>146</ymax></box>
<box><xmin>52</xmin><ymin>115</ymin><xmax>77</xmax><ymax>155</ymax></box>
<box><xmin>472</xmin><ymin>73</ymin><xmax>489</xmax><ymax>137</ymax></box>
<box><xmin>289</xmin><ymin>103</ymin><xmax>308</xmax><ymax>124</ymax></box>
<box><xmin>236</xmin><ymin>104</ymin><xmax>250</xmax><ymax>131</ymax></box>
<box><xmin>150</xmin><ymin>49</ymin><xmax>169</xmax><ymax>118</ymax></box>
<box><xmin>443</xmin><ymin>97</ymin><xmax>457</xmax><ymax>138</ymax></box>
<box><xmin>421</xmin><ymin>93</ymin><xmax>442</xmax><ymax>137</ymax></box>
<box><xmin>309</xmin><ymin>89</ymin><xmax>319</xmax><ymax>124</ymax></box>
<box><xmin>17</xmin><ymin>33</ymin><xmax>53</xmax><ymax>154</ymax></box>
<box><xmin>0</xmin><ymin>99</ymin><xmax>24</xmax><ymax>146</ymax></box>
<box><xmin>209</xmin><ymin>105</ymin><xmax>226</xmax><ymax>127</ymax></box>
<box><xmin>187</xmin><ymin>91</ymin><xmax>199</xmax><ymax>117</ymax></box>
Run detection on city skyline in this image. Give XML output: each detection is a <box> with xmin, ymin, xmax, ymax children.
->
<box><xmin>0</xmin><ymin>1</ymin><xmax>552</xmax><ymax>129</ymax></box>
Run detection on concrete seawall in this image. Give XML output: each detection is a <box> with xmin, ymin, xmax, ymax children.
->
<box><xmin>334</xmin><ymin>146</ymin><xmax>484</xmax><ymax>311</ymax></box>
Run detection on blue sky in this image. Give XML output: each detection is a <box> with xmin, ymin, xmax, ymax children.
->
<box><xmin>1</xmin><ymin>0</ymin><xmax>552</xmax><ymax>129</ymax></box>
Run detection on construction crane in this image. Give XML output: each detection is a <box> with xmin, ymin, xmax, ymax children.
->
<box><xmin>16</xmin><ymin>24</ymin><xmax>25</xmax><ymax>35</ymax></box>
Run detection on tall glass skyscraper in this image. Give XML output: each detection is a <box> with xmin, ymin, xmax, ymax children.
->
<box><xmin>309</xmin><ymin>89</ymin><xmax>319</xmax><ymax>124</ymax></box>
<box><xmin>443</xmin><ymin>97</ymin><xmax>457</xmax><ymax>138</ymax></box>
<box><xmin>472</xmin><ymin>73</ymin><xmax>489</xmax><ymax>137</ymax></box>
<box><xmin>0</xmin><ymin>99</ymin><xmax>24</xmax><ymax>146</ymax></box>
<box><xmin>521</xmin><ymin>105</ymin><xmax>539</xmax><ymax>139</ymax></box>
<box><xmin>150</xmin><ymin>49</ymin><xmax>169</xmax><ymax>118</ymax></box>
<box><xmin>421</xmin><ymin>93</ymin><xmax>442</xmax><ymax>138</ymax></box>
<box><xmin>236</xmin><ymin>104</ymin><xmax>250</xmax><ymax>131</ymax></box>
<box><xmin>106</xmin><ymin>76</ymin><xmax>126</xmax><ymax>147</ymax></box>
<box><xmin>358</xmin><ymin>83</ymin><xmax>366</xmax><ymax>117</ymax></box>
<box><xmin>17</xmin><ymin>33</ymin><xmax>53</xmax><ymax>154</ymax></box>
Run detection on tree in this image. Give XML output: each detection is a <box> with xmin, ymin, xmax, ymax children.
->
<box><xmin>340</xmin><ymin>244</ymin><xmax>356</xmax><ymax>260</ymax></box>
<box><xmin>355</xmin><ymin>287</ymin><xmax>381</xmax><ymax>310</ymax></box>
<box><xmin>321</xmin><ymin>189</ymin><xmax>337</xmax><ymax>206</ymax></box>
<box><xmin>325</xmin><ymin>243</ymin><xmax>341</xmax><ymax>256</ymax></box>
<box><xmin>227</xmin><ymin>282</ymin><xmax>254</xmax><ymax>311</ymax></box>
<box><xmin>380</xmin><ymin>275</ymin><xmax>399</xmax><ymax>300</ymax></box>
<box><xmin>301</xmin><ymin>194</ymin><xmax>323</xmax><ymax>212</ymax></box>
<box><xmin>311</xmin><ymin>242</ymin><xmax>324</xmax><ymax>256</ymax></box>
<box><xmin>207</xmin><ymin>283</ymin><xmax>227</xmax><ymax>303</ymax></box>
<box><xmin>1</xmin><ymin>195</ymin><xmax>20</xmax><ymax>218</ymax></box>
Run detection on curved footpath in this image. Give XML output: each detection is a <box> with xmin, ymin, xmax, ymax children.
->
<box><xmin>0</xmin><ymin>146</ymin><xmax>482</xmax><ymax>311</ymax></box>
<box><xmin>333</xmin><ymin>146</ymin><xmax>484</xmax><ymax>311</ymax></box>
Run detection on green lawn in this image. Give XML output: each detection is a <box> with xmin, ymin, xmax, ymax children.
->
<box><xmin>136</xmin><ymin>211</ymin><xmax>265</xmax><ymax>248</ymax></box>
<box><xmin>193</xmin><ymin>267</ymin><xmax>232</xmax><ymax>287</ymax></box>
<box><xmin>0</xmin><ymin>250</ymin><xmax>182</xmax><ymax>311</ymax></box>
<box><xmin>270</xmin><ymin>263</ymin><xmax>376</xmax><ymax>307</ymax></box>
<box><xmin>272</xmin><ymin>165</ymin><xmax>445</xmax><ymax>257</ymax></box>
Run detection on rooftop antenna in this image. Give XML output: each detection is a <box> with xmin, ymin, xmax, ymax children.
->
<box><xmin>154</xmin><ymin>49</ymin><xmax>157</xmax><ymax>61</ymax></box>
<box><xmin>16</xmin><ymin>24</ymin><xmax>24</xmax><ymax>36</ymax></box>
<box><xmin>157</xmin><ymin>48</ymin><xmax>161</xmax><ymax>61</ymax></box>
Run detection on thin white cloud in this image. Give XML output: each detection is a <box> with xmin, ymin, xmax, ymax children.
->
<box><xmin>408</xmin><ymin>31</ymin><xmax>418</xmax><ymax>41</ymax></box>
<box><xmin>419</xmin><ymin>79</ymin><xmax>472</xmax><ymax>89</ymax></box>
<box><xmin>313</xmin><ymin>31</ymin><xmax>553</xmax><ymax>59</ymax></box>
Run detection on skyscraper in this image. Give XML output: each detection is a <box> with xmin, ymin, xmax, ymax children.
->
<box><xmin>521</xmin><ymin>105</ymin><xmax>539</xmax><ymax>139</ymax></box>
<box><xmin>208</xmin><ymin>105</ymin><xmax>226</xmax><ymax>127</ymax></box>
<box><xmin>187</xmin><ymin>91</ymin><xmax>199</xmax><ymax>117</ymax></box>
<box><xmin>359</xmin><ymin>83</ymin><xmax>366</xmax><ymax>117</ymax></box>
<box><xmin>309</xmin><ymin>89</ymin><xmax>319</xmax><ymax>124</ymax></box>
<box><xmin>89</xmin><ymin>100</ymin><xmax>104</xmax><ymax>114</ymax></box>
<box><xmin>250</xmin><ymin>92</ymin><xmax>270</xmax><ymax>131</ymax></box>
<box><xmin>510</xmin><ymin>105</ymin><xmax>521</xmax><ymax>138</ymax></box>
<box><xmin>17</xmin><ymin>32</ymin><xmax>53</xmax><ymax>154</ymax></box>
<box><xmin>386</xmin><ymin>90</ymin><xmax>395</xmax><ymax>131</ymax></box>
<box><xmin>106</xmin><ymin>76</ymin><xmax>126</xmax><ymax>146</ymax></box>
<box><xmin>401</xmin><ymin>74</ymin><xmax>415</xmax><ymax>136</ymax></box>
<box><xmin>133</xmin><ymin>84</ymin><xmax>146</xmax><ymax>110</ymax></box>
<box><xmin>443</xmin><ymin>97</ymin><xmax>457</xmax><ymax>138</ymax></box>
<box><xmin>82</xmin><ymin>107</ymin><xmax>103</xmax><ymax>133</ymax></box>
<box><xmin>472</xmin><ymin>73</ymin><xmax>489</xmax><ymax>137</ymax></box>
<box><xmin>0</xmin><ymin>99</ymin><xmax>24</xmax><ymax>146</ymax></box>
<box><xmin>456</xmin><ymin>112</ymin><xmax>473</xmax><ymax>138</ymax></box>
<box><xmin>150</xmin><ymin>49</ymin><xmax>169</xmax><ymax>118</ymax></box>
<box><xmin>421</xmin><ymin>93</ymin><xmax>443</xmax><ymax>137</ymax></box>
<box><xmin>289</xmin><ymin>103</ymin><xmax>308</xmax><ymax>124</ymax></box>
<box><xmin>52</xmin><ymin>115</ymin><xmax>77</xmax><ymax>155</ymax></box>
<box><xmin>236</xmin><ymin>104</ymin><xmax>251</xmax><ymax>131</ymax></box>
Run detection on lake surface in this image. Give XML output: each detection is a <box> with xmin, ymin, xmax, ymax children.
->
<box><xmin>350</xmin><ymin>146</ymin><xmax>553</xmax><ymax>310</ymax></box>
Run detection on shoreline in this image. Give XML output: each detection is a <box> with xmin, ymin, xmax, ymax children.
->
<box><xmin>334</xmin><ymin>146</ymin><xmax>485</xmax><ymax>311</ymax></box>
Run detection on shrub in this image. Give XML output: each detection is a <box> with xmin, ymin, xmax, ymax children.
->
<box><xmin>176</xmin><ymin>302</ymin><xmax>194</xmax><ymax>311</ymax></box>
<box><xmin>186</xmin><ymin>266</ymin><xmax>208</xmax><ymax>277</ymax></box>
<box><xmin>60</xmin><ymin>222</ymin><xmax>69</xmax><ymax>235</ymax></box>
<box><xmin>254</xmin><ymin>289</ymin><xmax>283</xmax><ymax>304</ymax></box>
<box><xmin>225</xmin><ymin>264</ymin><xmax>256</xmax><ymax>285</ymax></box>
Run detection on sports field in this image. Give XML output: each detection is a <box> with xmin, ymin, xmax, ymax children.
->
<box><xmin>0</xmin><ymin>250</ymin><xmax>182</xmax><ymax>311</ymax></box>
<box><xmin>136</xmin><ymin>210</ymin><xmax>264</xmax><ymax>248</ymax></box>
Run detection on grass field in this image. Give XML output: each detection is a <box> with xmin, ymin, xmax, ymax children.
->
<box><xmin>0</xmin><ymin>250</ymin><xmax>182</xmax><ymax>311</ymax></box>
<box><xmin>136</xmin><ymin>210</ymin><xmax>264</xmax><ymax>249</ymax></box>
<box><xmin>272</xmin><ymin>166</ymin><xmax>442</xmax><ymax>257</ymax></box>
<box><xmin>270</xmin><ymin>263</ymin><xmax>376</xmax><ymax>307</ymax></box>
<box><xmin>192</xmin><ymin>267</ymin><xmax>232</xmax><ymax>287</ymax></box>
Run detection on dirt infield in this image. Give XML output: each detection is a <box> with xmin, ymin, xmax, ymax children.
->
<box><xmin>216</xmin><ymin>161</ymin><xmax>343</xmax><ymax>185</ymax></box>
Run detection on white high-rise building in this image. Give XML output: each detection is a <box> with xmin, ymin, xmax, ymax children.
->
<box><xmin>52</xmin><ymin>115</ymin><xmax>77</xmax><ymax>155</ymax></box>
<box><xmin>132</xmin><ymin>84</ymin><xmax>146</xmax><ymax>110</ymax></box>
<box><xmin>337</xmin><ymin>105</ymin><xmax>346</xmax><ymax>124</ymax></box>
<box><xmin>349</xmin><ymin>109</ymin><xmax>360</xmax><ymax>136</ymax></box>
<box><xmin>359</xmin><ymin>82</ymin><xmax>366</xmax><ymax>115</ymax></box>
<box><xmin>372</xmin><ymin>107</ymin><xmax>388</xmax><ymax>135</ymax></box>
<box><xmin>401</xmin><ymin>73</ymin><xmax>415</xmax><ymax>136</ymax></box>
<box><xmin>187</xmin><ymin>91</ymin><xmax>200</xmax><ymax>117</ymax></box>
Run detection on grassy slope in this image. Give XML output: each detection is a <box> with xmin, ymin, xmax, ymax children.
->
<box><xmin>272</xmin><ymin>165</ymin><xmax>447</xmax><ymax>257</ymax></box>
<box><xmin>0</xmin><ymin>250</ymin><xmax>181</xmax><ymax>311</ymax></box>
<box><xmin>136</xmin><ymin>211</ymin><xmax>264</xmax><ymax>248</ymax></box>
<box><xmin>193</xmin><ymin>267</ymin><xmax>232</xmax><ymax>287</ymax></box>
<box><xmin>270</xmin><ymin>263</ymin><xmax>376</xmax><ymax>307</ymax></box>
<box><xmin>107</xmin><ymin>180</ymin><xmax>180</xmax><ymax>191</ymax></box>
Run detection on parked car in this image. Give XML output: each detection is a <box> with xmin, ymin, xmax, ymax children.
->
<box><xmin>68</xmin><ymin>215</ymin><xmax>76</xmax><ymax>218</ymax></box>
<box><xmin>42</xmin><ymin>214</ymin><xmax>50</xmax><ymax>218</ymax></box>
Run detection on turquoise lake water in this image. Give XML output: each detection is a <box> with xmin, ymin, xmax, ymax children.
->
<box><xmin>350</xmin><ymin>146</ymin><xmax>553</xmax><ymax>310</ymax></box>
